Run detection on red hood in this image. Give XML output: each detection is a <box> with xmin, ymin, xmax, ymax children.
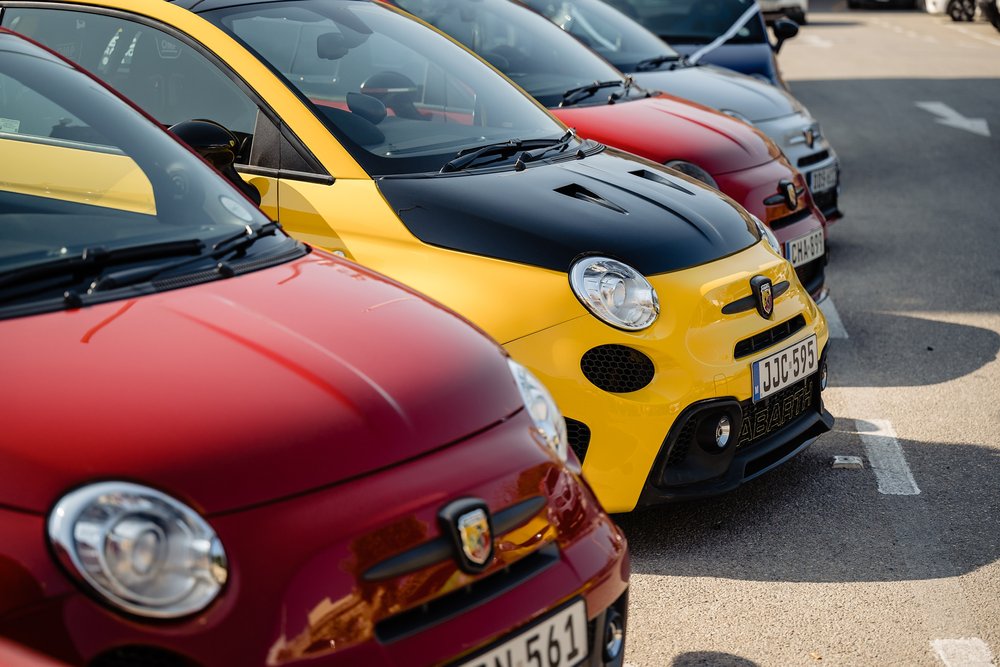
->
<box><xmin>552</xmin><ymin>93</ymin><xmax>780</xmax><ymax>175</ymax></box>
<box><xmin>0</xmin><ymin>253</ymin><xmax>523</xmax><ymax>515</ymax></box>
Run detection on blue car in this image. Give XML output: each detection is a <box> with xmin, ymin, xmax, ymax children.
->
<box><xmin>604</xmin><ymin>0</ymin><xmax>799</xmax><ymax>89</ymax></box>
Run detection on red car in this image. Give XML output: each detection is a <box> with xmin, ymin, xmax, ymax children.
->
<box><xmin>0</xmin><ymin>31</ymin><xmax>628</xmax><ymax>667</ymax></box>
<box><xmin>389</xmin><ymin>0</ymin><xmax>829</xmax><ymax>299</ymax></box>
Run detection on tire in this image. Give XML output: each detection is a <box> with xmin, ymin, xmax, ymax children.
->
<box><xmin>847</xmin><ymin>0</ymin><xmax>861</xmax><ymax>8</ymax></box>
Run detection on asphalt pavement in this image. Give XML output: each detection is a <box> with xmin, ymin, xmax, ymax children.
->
<box><xmin>620</xmin><ymin>2</ymin><xmax>1000</xmax><ymax>665</ymax></box>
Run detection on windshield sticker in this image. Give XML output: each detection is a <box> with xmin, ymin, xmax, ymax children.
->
<box><xmin>156</xmin><ymin>37</ymin><xmax>182</xmax><ymax>59</ymax></box>
<box><xmin>0</xmin><ymin>118</ymin><xmax>21</xmax><ymax>133</ymax></box>
<box><xmin>220</xmin><ymin>195</ymin><xmax>254</xmax><ymax>222</ymax></box>
<box><xmin>54</xmin><ymin>42</ymin><xmax>80</xmax><ymax>59</ymax></box>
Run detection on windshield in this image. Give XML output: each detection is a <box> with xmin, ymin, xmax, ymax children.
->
<box><xmin>393</xmin><ymin>0</ymin><xmax>642</xmax><ymax>108</ymax></box>
<box><xmin>205</xmin><ymin>0</ymin><xmax>566</xmax><ymax>176</ymax></box>
<box><xmin>0</xmin><ymin>32</ymin><xmax>293</xmax><ymax>317</ymax></box>
<box><xmin>603</xmin><ymin>0</ymin><xmax>767</xmax><ymax>45</ymax></box>
<box><xmin>519</xmin><ymin>0</ymin><xmax>680</xmax><ymax>73</ymax></box>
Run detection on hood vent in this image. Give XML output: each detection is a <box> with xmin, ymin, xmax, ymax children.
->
<box><xmin>554</xmin><ymin>183</ymin><xmax>627</xmax><ymax>214</ymax></box>
<box><xmin>630</xmin><ymin>168</ymin><xmax>695</xmax><ymax>195</ymax></box>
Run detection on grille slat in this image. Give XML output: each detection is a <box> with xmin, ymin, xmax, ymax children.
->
<box><xmin>734</xmin><ymin>315</ymin><xmax>807</xmax><ymax>359</ymax></box>
<box><xmin>798</xmin><ymin>150</ymin><xmax>830</xmax><ymax>168</ymax></box>
<box><xmin>737</xmin><ymin>376</ymin><xmax>817</xmax><ymax>450</ymax></box>
<box><xmin>580</xmin><ymin>345</ymin><xmax>654</xmax><ymax>393</ymax></box>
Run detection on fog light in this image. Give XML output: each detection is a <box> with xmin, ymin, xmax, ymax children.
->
<box><xmin>715</xmin><ymin>416</ymin><xmax>731</xmax><ymax>449</ymax></box>
<box><xmin>820</xmin><ymin>362</ymin><xmax>829</xmax><ymax>391</ymax></box>
<box><xmin>603</xmin><ymin>608</ymin><xmax>624</xmax><ymax>662</ymax></box>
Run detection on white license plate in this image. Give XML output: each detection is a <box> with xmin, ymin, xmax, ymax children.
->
<box><xmin>809</xmin><ymin>164</ymin><xmax>838</xmax><ymax>192</ymax></box>
<box><xmin>752</xmin><ymin>335</ymin><xmax>818</xmax><ymax>402</ymax></box>
<box><xmin>460</xmin><ymin>600</ymin><xmax>588</xmax><ymax>667</ymax></box>
<box><xmin>784</xmin><ymin>228</ymin><xmax>825</xmax><ymax>267</ymax></box>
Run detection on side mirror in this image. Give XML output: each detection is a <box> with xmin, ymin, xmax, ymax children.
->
<box><xmin>169</xmin><ymin>119</ymin><xmax>261</xmax><ymax>206</ymax></box>
<box><xmin>772</xmin><ymin>17</ymin><xmax>799</xmax><ymax>53</ymax></box>
<box><xmin>169</xmin><ymin>119</ymin><xmax>237</xmax><ymax>170</ymax></box>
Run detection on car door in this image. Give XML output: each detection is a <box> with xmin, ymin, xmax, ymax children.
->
<box><xmin>0</xmin><ymin>5</ymin><xmax>352</xmax><ymax>253</ymax></box>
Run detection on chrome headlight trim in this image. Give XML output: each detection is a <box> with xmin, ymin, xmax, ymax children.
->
<box><xmin>48</xmin><ymin>482</ymin><xmax>228</xmax><ymax>619</ymax></box>
<box><xmin>507</xmin><ymin>359</ymin><xmax>568</xmax><ymax>462</ymax></box>
<box><xmin>751</xmin><ymin>214</ymin><xmax>782</xmax><ymax>256</ymax></box>
<box><xmin>570</xmin><ymin>256</ymin><xmax>660</xmax><ymax>331</ymax></box>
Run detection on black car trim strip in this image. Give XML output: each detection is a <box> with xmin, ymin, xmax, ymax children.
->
<box><xmin>362</xmin><ymin>495</ymin><xmax>547</xmax><ymax>582</ymax></box>
<box><xmin>721</xmin><ymin>280</ymin><xmax>789</xmax><ymax>314</ymax></box>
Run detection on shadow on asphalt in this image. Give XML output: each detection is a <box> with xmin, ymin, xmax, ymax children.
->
<box><xmin>671</xmin><ymin>652</ymin><xmax>761</xmax><ymax>666</ymax></box>
<box><xmin>615</xmin><ymin>416</ymin><xmax>999</xmax><ymax>583</ymax></box>
<box><xmin>824</xmin><ymin>312</ymin><xmax>1000</xmax><ymax>387</ymax></box>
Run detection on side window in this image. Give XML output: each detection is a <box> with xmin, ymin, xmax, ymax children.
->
<box><xmin>3</xmin><ymin>8</ymin><xmax>259</xmax><ymax>160</ymax></box>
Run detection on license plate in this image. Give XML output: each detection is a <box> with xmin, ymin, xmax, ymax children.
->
<box><xmin>784</xmin><ymin>228</ymin><xmax>825</xmax><ymax>267</ymax></box>
<box><xmin>752</xmin><ymin>335</ymin><xmax>818</xmax><ymax>402</ymax></box>
<box><xmin>809</xmin><ymin>164</ymin><xmax>838</xmax><ymax>193</ymax></box>
<box><xmin>459</xmin><ymin>600</ymin><xmax>588</xmax><ymax>667</ymax></box>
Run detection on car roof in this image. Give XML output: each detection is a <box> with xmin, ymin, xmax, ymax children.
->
<box><xmin>170</xmin><ymin>0</ymin><xmax>368</xmax><ymax>13</ymax></box>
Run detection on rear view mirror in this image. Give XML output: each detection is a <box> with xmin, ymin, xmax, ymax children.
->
<box><xmin>317</xmin><ymin>32</ymin><xmax>349</xmax><ymax>60</ymax></box>
<box><xmin>772</xmin><ymin>18</ymin><xmax>799</xmax><ymax>53</ymax></box>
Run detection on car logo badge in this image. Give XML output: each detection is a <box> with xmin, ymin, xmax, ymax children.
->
<box><xmin>779</xmin><ymin>179</ymin><xmax>798</xmax><ymax>210</ymax></box>
<box><xmin>803</xmin><ymin>128</ymin><xmax>815</xmax><ymax>148</ymax></box>
<box><xmin>439</xmin><ymin>498</ymin><xmax>494</xmax><ymax>573</ymax></box>
<box><xmin>750</xmin><ymin>275</ymin><xmax>774</xmax><ymax>319</ymax></box>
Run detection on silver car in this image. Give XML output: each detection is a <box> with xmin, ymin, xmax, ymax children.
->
<box><xmin>521</xmin><ymin>0</ymin><xmax>842</xmax><ymax>220</ymax></box>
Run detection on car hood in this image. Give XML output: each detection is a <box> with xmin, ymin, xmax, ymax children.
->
<box><xmin>377</xmin><ymin>148</ymin><xmax>759</xmax><ymax>276</ymax></box>
<box><xmin>0</xmin><ymin>253</ymin><xmax>523</xmax><ymax>515</ymax></box>
<box><xmin>632</xmin><ymin>63</ymin><xmax>802</xmax><ymax>123</ymax></box>
<box><xmin>670</xmin><ymin>43</ymin><xmax>779</xmax><ymax>85</ymax></box>
<box><xmin>551</xmin><ymin>94</ymin><xmax>779</xmax><ymax>175</ymax></box>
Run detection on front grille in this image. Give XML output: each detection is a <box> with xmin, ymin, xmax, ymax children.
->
<box><xmin>766</xmin><ymin>207</ymin><xmax>812</xmax><ymax>232</ymax></box>
<box><xmin>375</xmin><ymin>543</ymin><xmax>558</xmax><ymax>644</ymax></box>
<box><xmin>663</xmin><ymin>418</ymin><xmax>698</xmax><ymax>468</ymax></box>
<box><xmin>564</xmin><ymin>418</ymin><xmax>591</xmax><ymax>463</ymax></box>
<box><xmin>91</xmin><ymin>646</ymin><xmax>199</xmax><ymax>667</ymax></box>
<box><xmin>733</xmin><ymin>315</ymin><xmax>806</xmax><ymax>359</ymax></box>
<box><xmin>580</xmin><ymin>345</ymin><xmax>654</xmax><ymax>393</ymax></box>
<box><xmin>737</xmin><ymin>376</ymin><xmax>817</xmax><ymax>450</ymax></box>
<box><xmin>812</xmin><ymin>188</ymin><xmax>839</xmax><ymax>217</ymax></box>
<box><xmin>795</xmin><ymin>257</ymin><xmax>825</xmax><ymax>297</ymax></box>
<box><xmin>797</xmin><ymin>150</ymin><xmax>830</xmax><ymax>168</ymax></box>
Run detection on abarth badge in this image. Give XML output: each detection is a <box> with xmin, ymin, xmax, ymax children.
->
<box><xmin>803</xmin><ymin>128</ymin><xmax>815</xmax><ymax>148</ymax></box>
<box><xmin>439</xmin><ymin>498</ymin><xmax>494</xmax><ymax>573</ymax></box>
<box><xmin>750</xmin><ymin>275</ymin><xmax>774</xmax><ymax>319</ymax></box>
<box><xmin>780</xmin><ymin>179</ymin><xmax>798</xmax><ymax>210</ymax></box>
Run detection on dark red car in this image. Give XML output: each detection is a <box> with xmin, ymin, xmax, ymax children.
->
<box><xmin>0</xmin><ymin>30</ymin><xmax>628</xmax><ymax>667</ymax></box>
<box><xmin>389</xmin><ymin>0</ymin><xmax>829</xmax><ymax>299</ymax></box>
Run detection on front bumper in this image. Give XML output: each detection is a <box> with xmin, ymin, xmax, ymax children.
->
<box><xmin>0</xmin><ymin>414</ymin><xmax>629</xmax><ymax>666</ymax></box>
<box><xmin>755</xmin><ymin>113</ymin><xmax>843</xmax><ymax>221</ymax></box>
<box><xmin>504</xmin><ymin>242</ymin><xmax>831</xmax><ymax>513</ymax></box>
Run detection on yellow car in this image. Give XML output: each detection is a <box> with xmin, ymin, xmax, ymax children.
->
<box><xmin>4</xmin><ymin>0</ymin><xmax>833</xmax><ymax>512</ymax></box>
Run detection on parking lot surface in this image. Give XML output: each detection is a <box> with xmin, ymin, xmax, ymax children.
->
<box><xmin>621</xmin><ymin>2</ymin><xmax>1000</xmax><ymax>665</ymax></box>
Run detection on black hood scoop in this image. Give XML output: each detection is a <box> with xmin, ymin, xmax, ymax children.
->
<box><xmin>377</xmin><ymin>149</ymin><xmax>758</xmax><ymax>276</ymax></box>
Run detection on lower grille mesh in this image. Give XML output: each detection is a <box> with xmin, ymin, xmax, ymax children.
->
<box><xmin>580</xmin><ymin>345</ymin><xmax>654</xmax><ymax>393</ymax></box>
<box><xmin>737</xmin><ymin>376</ymin><xmax>818</xmax><ymax>450</ymax></box>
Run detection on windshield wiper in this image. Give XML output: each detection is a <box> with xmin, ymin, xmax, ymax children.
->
<box><xmin>440</xmin><ymin>138</ymin><xmax>568</xmax><ymax>173</ymax></box>
<box><xmin>559</xmin><ymin>80</ymin><xmax>624</xmax><ymax>108</ymax></box>
<box><xmin>635</xmin><ymin>54</ymin><xmax>682</xmax><ymax>72</ymax></box>
<box><xmin>89</xmin><ymin>221</ymin><xmax>283</xmax><ymax>292</ymax></box>
<box><xmin>513</xmin><ymin>129</ymin><xmax>579</xmax><ymax>169</ymax></box>
<box><xmin>0</xmin><ymin>239</ymin><xmax>205</xmax><ymax>295</ymax></box>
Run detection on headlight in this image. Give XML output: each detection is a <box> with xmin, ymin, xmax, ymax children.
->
<box><xmin>751</xmin><ymin>214</ymin><xmax>782</xmax><ymax>255</ymax></box>
<box><xmin>664</xmin><ymin>160</ymin><xmax>719</xmax><ymax>189</ymax></box>
<box><xmin>721</xmin><ymin>109</ymin><xmax>753</xmax><ymax>125</ymax></box>
<box><xmin>570</xmin><ymin>257</ymin><xmax>659</xmax><ymax>331</ymax></box>
<box><xmin>508</xmin><ymin>359</ymin><xmax>568</xmax><ymax>462</ymax></box>
<box><xmin>48</xmin><ymin>482</ymin><xmax>228</xmax><ymax>619</ymax></box>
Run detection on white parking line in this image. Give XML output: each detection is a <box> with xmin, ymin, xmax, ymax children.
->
<box><xmin>801</xmin><ymin>34</ymin><xmax>834</xmax><ymax>48</ymax></box>
<box><xmin>818</xmin><ymin>297</ymin><xmax>849</xmax><ymax>339</ymax></box>
<box><xmin>856</xmin><ymin>419</ymin><xmax>920</xmax><ymax>495</ymax></box>
<box><xmin>945</xmin><ymin>23</ymin><xmax>1000</xmax><ymax>47</ymax></box>
<box><xmin>931</xmin><ymin>638</ymin><xmax>996</xmax><ymax>667</ymax></box>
